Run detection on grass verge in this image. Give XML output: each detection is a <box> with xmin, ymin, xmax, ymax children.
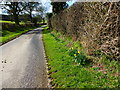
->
<box><xmin>0</xmin><ymin>20</ymin><xmax>26</xmax><ymax>24</ymax></box>
<box><xmin>43</xmin><ymin>27</ymin><xmax>118</xmax><ymax>88</ymax></box>
<box><xmin>0</xmin><ymin>20</ymin><xmax>15</xmax><ymax>24</ymax></box>
<box><xmin>0</xmin><ymin>26</ymin><xmax>39</xmax><ymax>44</ymax></box>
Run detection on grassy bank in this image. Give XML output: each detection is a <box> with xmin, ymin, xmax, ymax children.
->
<box><xmin>0</xmin><ymin>27</ymin><xmax>37</xmax><ymax>44</ymax></box>
<box><xmin>0</xmin><ymin>20</ymin><xmax>25</xmax><ymax>24</ymax></box>
<box><xmin>0</xmin><ymin>20</ymin><xmax>46</xmax><ymax>24</ymax></box>
<box><xmin>0</xmin><ymin>20</ymin><xmax>45</xmax><ymax>44</ymax></box>
<box><xmin>43</xmin><ymin>27</ymin><xmax>118</xmax><ymax>88</ymax></box>
<box><xmin>0</xmin><ymin>20</ymin><xmax>15</xmax><ymax>24</ymax></box>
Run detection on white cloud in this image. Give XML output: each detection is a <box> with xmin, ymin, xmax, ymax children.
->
<box><xmin>41</xmin><ymin>0</ymin><xmax>52</xmax><ymax>13</ymax></box>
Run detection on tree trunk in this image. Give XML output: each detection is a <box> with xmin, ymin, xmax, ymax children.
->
<box><xmin>43</xmin><ymin>18</ymin><xmax>45</xmax><ymax>24</ymax></box>
<box><xmin>29</xmin><ymin>12</ymin><xmax>33</xmax><ymax>23</ymax></box>
<box><xmin>14</xmin><ymin>14</ymin><xmax>19</xmax><ymax>25</ymax></box>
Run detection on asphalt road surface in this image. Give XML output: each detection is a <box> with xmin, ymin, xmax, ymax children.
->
<box><xmin>0</xmin><ymin>26</ymin><xmax>48</xmax><ymax>88</ymax></box>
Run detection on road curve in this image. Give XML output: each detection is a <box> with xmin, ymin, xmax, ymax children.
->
<box><xmin>0</xmin><ymin>26</ymin><xmax>48</xmax><ymax>88</ymax></box>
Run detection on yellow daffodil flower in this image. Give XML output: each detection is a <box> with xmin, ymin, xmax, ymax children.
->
<box><xmin>74</xmin><ymin>54</ymin><xmax>76</xmax><ymax>57</ymax></box>
<box><xmin>78</xmin><ymin>51</ymin><xmax>80</xmax><ymax>54</ymax></box>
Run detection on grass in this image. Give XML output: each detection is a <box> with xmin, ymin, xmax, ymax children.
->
<box><xmin>0</xmin><ymin>20</ymin><xmax>27</xmax><ymax>24</ymax></box>
<box><xmin>43</xmin><ymin>27</ymin><xmax>119</xmax><ymax>88</ymax></box>
<box><xmin>1</xmin><ymin>28</ymin><xmax>32</xmax><ymax>43</ymax></box>
<box><xmin>0</xmin><ymin>20</ymin><xmax>47</xmax><ymax>24</ymax></box>
<box><xmin>0</xmin><ymin>26</ymin><xmax>40</xmax><ymax>44</ymax></box>
<box><xmin>0</xmin><ymin>20</ymin><xmax>15</xmax><ymax>24</ymax></box>
<box><xmin>0</xmin><ymin>20</ymin><xmax>45</xmax><ymax>44</ymax></box>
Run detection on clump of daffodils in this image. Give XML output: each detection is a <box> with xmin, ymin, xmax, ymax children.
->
<box><xmin>74</xmin><ymin>50</ymin><xmax>80</xmax><ymax>57</ymax></box>
<box><xmin>68</xmin><ymin>48</ymin><xmax>87</xmax><ymax>65</ymax></box>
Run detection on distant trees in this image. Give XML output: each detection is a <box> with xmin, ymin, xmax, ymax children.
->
<box><xmin>51</xmin><ymin>2</ymin><xmax>69</xmax><ymax>13</ymax></box>
<box><xmin>22</xmin><ymin>2</ymin><xmax>39</xmax><ymax>23</ymax></box>
<box><xmin>19</xmin><ymin>14</ymin><xmax>30</xmax><ymax>23</ymax></box>
<box><xmin>35</xmin><ymin>5</ymin><xmax>46</xmax><ymax>24</ymax></box>
<box><xmin>2</xmin><ymin>1</ymin><xmax>45</xmax><ymax>25</ymax></box>
<box><xmin>3</xmin><ymin>2</ymin><xmax>25</xmax><ymax>25</ymax></box>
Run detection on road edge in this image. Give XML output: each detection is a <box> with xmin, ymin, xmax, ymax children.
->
<box><xmin>41</xmin><ymin>27</ymin><xmax>52</xmax><ymax>88</ymax></box>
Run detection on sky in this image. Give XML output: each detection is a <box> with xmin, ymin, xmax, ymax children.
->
<box><xmin>0</xmin><ymin>0</ymin><xmax>76</xmax><ymax>15</ymax></box>
<box><xmin>39</xmin><ymin>0</ymin><xmax>76</xmax><ymax>13</ymax></box>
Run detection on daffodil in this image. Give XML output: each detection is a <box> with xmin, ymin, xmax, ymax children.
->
<box><xmin>74</xmin><ymin>54</ymin><xmax>76</xmax><ymax>57</ymax></box>
<box><xmin>78</xmin><ymin>50</ymin><xmax>80</xmax><ymax>54</ymax></box>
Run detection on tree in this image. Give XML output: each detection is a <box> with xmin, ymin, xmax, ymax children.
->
<box><xmin>51</xmin><ymin>2</ymin><xmax>69</xmax><ymax>13</ymax></box>
<box><xmin>19</xmin><ymin>14</ymin><xmax>30</xmax><ymax>23</ymax></box>
<box><xmin>3</xmin><ymin>2</ymin><xmax>25</xmax><ymax>25</ymax></box>
<box><xmin>23</xmin><ymin>2</ymin><xmax>41</xmax><ymax>23</ymax></box>
<box><xmin>1</xmin><ymin>1</ymin><xmax>46</xmax><ymax>25</ymax></box>
<box><xmin>36</xmin><ymin>6</ymin><xmax>46</xmax><ymax>23</ymax></box>
<box><xmin>22</xmin><ymin>1</ymin><xmax>46</xmax><ymax>24</ymax></box>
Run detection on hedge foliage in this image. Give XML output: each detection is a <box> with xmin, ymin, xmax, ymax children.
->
<box><xmin>48</xmin><ymin>2</ymin><xmax>120</xmax><ymax>60</ymax></box>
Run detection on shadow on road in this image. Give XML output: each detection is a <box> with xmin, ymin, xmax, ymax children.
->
<box><xmin>25</xmin><ymin>25</ymin><xmax>49</xmax><ymax>35</ymax></box>
<box><xmin>25</xmin><ymin>29</ymin><xmax>41</xmax><ymax>35</ymax></box>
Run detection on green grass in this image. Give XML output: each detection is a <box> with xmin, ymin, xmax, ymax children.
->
<box><xmin>0</xmin><ymin>27</ymin><xmax>38</xmax><ymax>43</ymax></box>
<box><xmin>0</xmin><ymin>20</ymin><xmax>26</xmax><ymax>24</ymax></box>
<box><xmin>0</xmin><ymin>20</ymin><xmax>47</xmax><ymax>24</ymax></box>
<box><xmin>0</xmin><ymin>20</ymin><xmax>15</xmax><ymax>24</ymax></box>
<box><xmin>0</xmin><ymin>20</ymin><xmax>44</xmax><ymax>44</ymax></box>
<box><xmin>43</xmin><ymin>27</ymin><xmax>118</xmax><ymax>88</ymax></box>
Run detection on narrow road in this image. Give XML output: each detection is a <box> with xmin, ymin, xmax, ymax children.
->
<box><xmin>0</xmin><ymin>26</ymin><xmax>48</xmax><ymax>88</ymax></box>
